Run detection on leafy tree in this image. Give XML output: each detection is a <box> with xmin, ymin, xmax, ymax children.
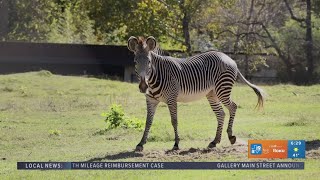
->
<box><xmin>3</xmin><ymin>0</ymin><xmax>320</xmax><ymax>84</ymax></box>
<box><xmin>208</xmin><ymin>0</ymin><xmax>319</xmax><ymax>84</ymax></box>
<box><xmin>283</xmin><ymin>0</ymin><xmax>315</xmax><ymax>83</ymax></box>
<box><xmin>47</xmin><ymin>1</ymin><xmax>104</xmax><ymax>44</ymax></box>
<box><xmin>156</xmin><ymin>0</ymin><xmax>212</xmax><ymax>53</ymax></box>
<box><xmin>7</xmin><ymin>0</ymin><xmax>54</xmax><ymax>42</ymax></box>
<box><xmin>200</xmin><ymin>0</ymin><xmax>272</xmax><ymax>76</ymax></box>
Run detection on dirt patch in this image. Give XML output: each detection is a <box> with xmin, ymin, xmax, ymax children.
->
<box><xmin>306</xmin><ymin>140</ymin><xmax>320</xmax><ymax>151</ymax></box>
<box><xmin>87</xmin><ymin>139</ymin><xmax>319</xmax><ymax>161</ymax></box>
<box><xmin>145</xmin><ymin>143</ymin><xmax>248</xmax><ymax>161</ymax></box>
<box><xmin>87</xmin><ymin>140</ymin><xmax>248</xmax><ymax>162</ymax></box>
<box><xmin>306</xmin><ymin>140</ymin><xmax>320</xmax><ymax>159</ymax></box>
<box><xmin>306</xmin><ymin>150</ymin><xmax>320</xmax><ymax>159</ymax></box>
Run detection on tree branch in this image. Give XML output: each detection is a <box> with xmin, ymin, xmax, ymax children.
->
<box><xmin>167</xmin><ymin>33</ymin><xmax>185</xmax><ymax>44</ymax></box>
<box><xmin>156</xmin><ymin>0</ymin><xmax>181</xmax><ymax>17</ymax></box>
<box><xmin>239</xmin><ymin>31</ymin><xmax>268</xmax><ymax>39</ymax></box>
<box><xmin>283</xmin><ymin>0</ymin><xmax>305</xmax><ymax>23</ymax></box>
<box><xmin>260</xmin><ymin>23</ymin><xmax>291</xmax><ymax>66</ymax></box>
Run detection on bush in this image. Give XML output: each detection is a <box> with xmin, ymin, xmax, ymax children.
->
<box><xmin>37</xmin><ymin>70</ymin><xmax>52</xmax><ymax>77</ymax></box>
<box><xmin>121</xmin><ymin>117</ymin><xmax>144</xmax><ymax>131</ymax></box>
<box><xmin>49</xmin><ymin>129</ymin><xmax>61</xmax><ymax>136</ymax></box>
<box><xmin>101</xmin><ymin>104</ymin><xmax>144</xmax><ymax>131</ymax></box>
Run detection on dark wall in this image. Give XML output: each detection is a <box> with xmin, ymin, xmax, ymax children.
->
<box><xmin>0</xmin><ymin>62</ymin><xmax>124</xmax><ymax>76</ymax></box>
<box><xmin>0</xmin><ymin>42</ymin><xmax>134</xmax><ymax>76</ymax></box>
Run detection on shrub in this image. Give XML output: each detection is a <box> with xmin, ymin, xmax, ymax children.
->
<box><xmin>37</xmin><ymin>70</ymin><xmax>52</xmax><ymax>77</ymax></box>
<box><xmin>49</xmin><ymin>129</ymin><xmax>61</xmax><ymax>136</ymax></box>
<box><xmin>2</xmin><ymin>87</ymin><xmax>14</xmax><ymax>92</ymax></box>
<box><xmin>19</xmin><ymin>86</ymin><xmax>28</xmax><ymax>96</ymax></box>
<box><xmin>102</xmin><ymin>104</ymin><xmax>125</xmax><ymax>129</ymax></box>
<box><xmin>101</xmin><ymin>104</ymin><xmax>144</xmax><ymax>131</ymax></box>
<box><xmin>121</xmin><ymin>117</ymin><xmax>144</xmax><ymax>131</ymax></box>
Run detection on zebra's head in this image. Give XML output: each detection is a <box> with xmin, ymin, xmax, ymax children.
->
<box><xmin>127</xmin><ymin>36</ymin><xmax>157</xmax><ymax>93</ymax></box>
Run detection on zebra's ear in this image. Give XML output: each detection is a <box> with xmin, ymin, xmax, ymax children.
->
<box><xmin>128</xmin><ymin>36</ymin><xmax>138</xmax><ymax>52</ymax></box>
<box><xmin>146</xmin><ymin>36</ymin><xmax>157</xmax><ymax>51</ymax></box>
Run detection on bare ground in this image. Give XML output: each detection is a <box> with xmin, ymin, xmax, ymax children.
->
<box><xmin>87</xmin><ymin>139</ymin><xmax>320</xmax><ymax>161</ymax></box>
<box><xmin>88</xmin><ymin>139</ymin><xmax>247</xmax><ymax>161</ymax></box>
<box><xmin>306</xmin><ymin>140</ymin><xmax>320</xmax><ymax>159</ymax></box>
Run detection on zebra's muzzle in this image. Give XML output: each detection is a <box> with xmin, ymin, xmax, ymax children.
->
<box><xmin>139</xmin><ymin>79</ymin><xmax>148</xmax><ymax>93</ymax></box>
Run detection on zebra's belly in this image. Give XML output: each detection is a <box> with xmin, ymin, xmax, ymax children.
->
<box><xmin>177</xmin><ymin>89</ymin><xmax>212</xmax><ymax>103</ymax></box>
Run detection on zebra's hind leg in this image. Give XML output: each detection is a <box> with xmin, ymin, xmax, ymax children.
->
<box><xmin>206</xmin><ymin>92</ymin><xmax>225</xmax><ymax>148</ymax></box>
<box><xmin>167</xmin><ymin>100</ymin><xmax>180</xmax><ymax>150</ymax></box>
<box><xmin>136</xmin><ymin>97</ymin><xmax>159</xmax><ymax>152</ymax></box>
<box><xmin>221</xmin><ymin>99</ymin><xmax>238</xmax><ymax>145</ymax></box>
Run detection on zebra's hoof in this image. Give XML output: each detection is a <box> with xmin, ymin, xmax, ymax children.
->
<box><xmin>172</xmin><ymin>145</ymin><xmax>180</xmax><ymax>151</ymax></box>
<box><xmin>208</xmin><ymin>142</ymin><xmax>216</xmax><ymax>148</ymax></box>
<box><xmin>229</xmin><ymin>136</ymin><xmax>237</xmax><ymax>144</ymax></box>
<box><xmin>135</xmin><ymin>145</ymin><xmax>143</xmax><ymax>152</ymax></box>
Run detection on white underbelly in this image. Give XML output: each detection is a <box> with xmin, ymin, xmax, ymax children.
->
<box><xmin>177</xmin><ymin>89</ymin><xmax>212</xmax><ymax>103</ymax></box>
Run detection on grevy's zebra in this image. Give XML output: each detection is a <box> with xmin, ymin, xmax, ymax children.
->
<box><xmin>128</xmin><ymin>36</ymin><xmax>265</xmax><ymax>151</ymax></box>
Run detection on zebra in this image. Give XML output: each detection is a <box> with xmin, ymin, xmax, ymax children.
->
<box><xmin>127</xmin><ymin>36</ymin><xmax>265</xmax><ymax>151</ymax></box>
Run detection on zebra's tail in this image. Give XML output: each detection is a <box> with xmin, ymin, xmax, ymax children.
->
<box><xmin>237</xmin><ymin>70</ymin><xmax>266</xmax><ymax>110</ymax></box>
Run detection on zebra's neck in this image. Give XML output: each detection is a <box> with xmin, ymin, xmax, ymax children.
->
<box><xmin>152</xmin><ymin>46</ymin><xmax>169</xmax><ymax>56</ymax></box>
<box><xmin>146</xmin><ymin>52</ymin><xmax>170</xmax><ymax>91</ymax></box>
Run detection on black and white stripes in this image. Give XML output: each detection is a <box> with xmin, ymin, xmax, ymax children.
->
<box><xmin>128</xmin><ymin>36</ymin><xmax>265</xmax><ymax>151</ymax></box>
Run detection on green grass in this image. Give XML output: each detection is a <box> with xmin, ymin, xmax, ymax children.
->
<box><xmin>0</xmin><ymin>71</ymin><xmax>319</xmax><ymax>179</ymax></box>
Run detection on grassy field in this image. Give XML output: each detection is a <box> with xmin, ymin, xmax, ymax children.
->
<box><xmin>0</xmin><ymin>71</ymin><xmax>319</xmax><ymax>179</ymax></box>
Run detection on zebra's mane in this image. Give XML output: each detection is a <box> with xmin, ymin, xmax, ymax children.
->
<box><xmin>152</xmin><ymin>46</ymin><xmax>170</xmax><ymax>56</ymax></box>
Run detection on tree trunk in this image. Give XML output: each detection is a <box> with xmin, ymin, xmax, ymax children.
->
<box><xmin>244</xmin><ymin>0</ymin><xmax>255</xmax><ymax>79</ymax></box>
<box><xmin>180</xmin><ymin>0</ymin><xmax>191</xmax><ymax>54</ymax></box>
<box><xmin>305</xmin><ymin>0</ymin><xmax>314</xmax><ymax>82</ymax></box>
<box><xmin>0</xmin><ymin>0</ymin><xmax>9</xmax><ymax>40</ymax></box>
<box><xmin>245</xmin><ymin>54</ymin><xmax>249</xmax><ymax>79</ymax></box>
<box><xmin>261</xmin><ymin>24</ymin><xmax>293</xmax><ymax>81</ymax></box>
<box><xmin>182</xmin><ymin>13</ymin><xmax>191</xmax><ymax>54</ymax></box>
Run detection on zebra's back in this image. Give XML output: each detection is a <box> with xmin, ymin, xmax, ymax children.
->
<box><xmin>172</xmin><ymin>51</ymin><xmax>237</xmax><ymax>102</ymax></box>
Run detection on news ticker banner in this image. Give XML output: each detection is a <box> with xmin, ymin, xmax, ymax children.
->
<box><xmin>17</xmin><ymin>162</ymin><xmax>304</xmax><ymax>170</ymax></box>
<box><xmin>248</xmin><ymin>140</ymin><xmax>305</xmax><ymax>159</ymax></box>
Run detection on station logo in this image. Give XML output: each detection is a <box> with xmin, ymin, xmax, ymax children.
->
<box><xmin>250</xmin><ymin>144</ymin><xmax>262</xmax><ymax>155</ymax></box>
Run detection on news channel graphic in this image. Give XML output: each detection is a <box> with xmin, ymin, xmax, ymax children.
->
<box><xmin>17</xmin><ymin>162</ymin><xmax>304</xmax><ymax>170</ymax></box>
<box><xmin>248</xmin><ymin>140</ymin><xmax>306</xmax><ymax>159</ymax></box>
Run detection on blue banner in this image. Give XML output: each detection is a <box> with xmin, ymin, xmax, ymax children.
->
<box><xmin>288</xmin><ymin>140</ymin><xmax>306</xmax><ymax>158</ymax></box>
<box><xmin>17</xmin><ymin>162</ymin><xmax>304</xmax><ymax>170</ymax></box>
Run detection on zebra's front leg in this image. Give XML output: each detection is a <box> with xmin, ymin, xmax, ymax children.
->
<box><xmin>167</xmin><ymin>100</ymin><xmax>180</xmax><ymax>150</ymax></box>
<box><xmin>207</xmin><ymin>95</ymin><xmax>225</xmax><ymax>148</ymax></box>
<box><xmin>136</xmin><ymin>97</ymin><xmax>159</xmax><ymax>152</ymax></box>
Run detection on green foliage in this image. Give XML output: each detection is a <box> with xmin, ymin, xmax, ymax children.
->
<box><xmin>3</xmin><ymin>0</ymin><xmax>320</xmax><ymax>83</ymax></box>
<box><xmin>101</xmin><ymin>104</ymin><xmax>144</xmax><ymax>131</ymax></box>
<box><xmin>121</xmin><ymin>117</ymin><xmax>144</xmax><ymax>131</ymax></box>
<box><xmin>49</xmin><ymin>129</ymin><xmax>61</xmax><ymax>136</ymax></box>
<box><xmin>270</xmin><ymin>16</ymin><xmax>320</xmax><ymax>83</ymax></box>
<box><xmin>37</xmin><ymin>70</ymin><xmax>52</xmax><ymax>77</ymax></box>
<box><xmin>7</xmin><ymin>0</ymin><xmax>53</xmax><ymax>41</ymax></box>
<box><xmin>47</xmin><ymin>1</ymin><xmax>104</xmax><ymax>44</ymax></box>
<box><xmin>7</xmin><ymin>0</ymin><xmax>104</xmax><ymax>44</ymax></box>
<box><xmin>127</xmin><ymin>0</ymin><xmax>172</xmax><ymax>38</ymax></box>
<box><xmin>102</xmin><ymin>104</ymin><xmax>125</xmax><ymax>129</ymax></box>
